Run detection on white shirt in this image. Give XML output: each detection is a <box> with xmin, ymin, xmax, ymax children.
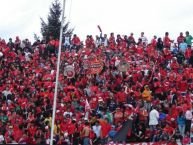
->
<box><xmin>0</xmin><ymin>135</ymin><xmax>4</xmax><ymax>143</ymax></box>
<box><xmin>140</xmin><ymin>36</ymin><xmax>148</xmax><ymax>45</ymax></box>
<box><xmin>149</xmin><ymin>109</ymin><xmax>159</xmax><ymax>126</ymax></box>
<box><xmin>63</xmin><ymin>112</ymin><xmax>73</xmax><ymax>117</ymax></box>
<box><xmin>92</xmin><ymin>125</ymin><xmax>101</xmax><ymax>138</ymax></box>
<box><xmin>95</xmin><ymin>39</ymin><xmax>101</xmax><ymax>48</ymax></box>
<box><xmin>25</xmin><ymin>52</ymin><xmax>31</xmax><ymax>61</ymax></box>
<box><xmin>64</xmin><ymin>36</ymin><xmax>71</xmax><ymax>46</ymax></box>
<box><xmin>185</xmin><ymin>110</ymin><xmax>192</xmax><ymax>120</ymax></box>
<box><xmin>2</xmin><ymin>90</ymin><xmax>12</xmax><ymax>97</ymax></box>
<box><xmin>103</xmin><ymin>38</ymin><xmax>108</xmax><ymax>47</ymax></box>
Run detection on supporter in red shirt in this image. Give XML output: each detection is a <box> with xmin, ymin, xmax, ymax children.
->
<box><xmin>71</xmin><ymin>34</ymin><xmax>81</xmax><ymax>51</ymax></box>
<box><xmin>163</xmin><ymin>32</ymin><xmax>173</xmax><ymax>48</ymax></box>
<box><xmin>185</xmin><ymin>45</ymin><xmax>192</xmax><ymax>60</ymax></box>
<box><xmin>163</xmin><ymin>123</ymin><xmax>175</xmax><ymax>137</ymax></box>
<box><xmin>128</xmin><ymin>33</ymin><xmax>136</xmax><ymax>44</ymax></box>
<box><xmin>115</xmin><ymin>89</ymin><xmax>126</xmax><ymax>103</ymax></box>
<box><xmin>151</xmin><ymin>35</ymin><xmax>157</xmax><ymax>49</ymax></box>
<box><xmin>177</xmin><ymin>32</ymin><xmax>185</xmax><ymax>47</ymax></box>
<box><xmin>170</xmin><ymin>57</ymin><xmax>180</xmax><ymax>72</ymax></box>
<box><xmin>114</xmin><ymin>108</ymin><xmax>123</xmax><ymax>124</ymax></box>
<box><xmin>109</xmin><ymin>32</ymin><xmax>116</xmax><ymax>50</ymax></box>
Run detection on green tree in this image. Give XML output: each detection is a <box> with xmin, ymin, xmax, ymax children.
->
<box><xmin>41</xmin><ymin>0</ymin><xmax>73</xmax><ymax>42</ymax></box>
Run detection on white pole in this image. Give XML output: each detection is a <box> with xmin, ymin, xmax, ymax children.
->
<box><xmin>50</xmin><ymin>0</ymin><xmax>66</xmax><ymax>145</ymax></box>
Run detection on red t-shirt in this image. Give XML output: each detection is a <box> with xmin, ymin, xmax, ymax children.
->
<box><xmin>163</xmin><ymin>126</ymin><xmax>174</xmax><ymax>136</ymax></box>
<box><xmin>151</xmin><ymin>38</ymin><xmax>157</xmax><ymax>48</ymax></box>
<box><xmin>116</xmin><ymin>92</ymin><xmax>126</xmax><ymax>103</ymax></box>
<box><xmin>154</xmin><ymin>81</ymin><xmax>162</xmax><ymax>94</ymax></box>
<box><xmin>72</xmin><ymin>37</ymin><xmax>81</xmax><ymax>45</ymax></box>
<box><xmin>67</xmin><ymin>123</ymin><xmax>76</xmax><ymax>135</ymax></box>
<box><xmin>178</xmin><ymin>80</ymin><xmax>188</xmax><ymax>92</ymax></box>
<box><xmin>114</xmin><ymin>111</ymin><xmax>123</xmax><ymax>124</ymax></box>
<box><xmin>163</xmin><ymin>36</ymin><xmax>171</xmax><ymax>47</ymax></box>
<box><xmin>177</xmin><ymin>36</ymin><xmax>185</xmax><ymax>44</ymax></box>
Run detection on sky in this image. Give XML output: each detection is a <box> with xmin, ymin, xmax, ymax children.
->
<box><xmin>0</xmin><ymin>0</ymin><xmax>193</xmax><ymax>43</ymax></box>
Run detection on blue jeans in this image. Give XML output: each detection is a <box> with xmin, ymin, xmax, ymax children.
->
<box><xmin>83</xmin><ymin>137</ymin><xmax>90</xmax><ymax>145</ymax></box>
<box><xmin>178</xmin><ymin>124</ymin><xmax>185</xmax><ymax>137</ymax></box>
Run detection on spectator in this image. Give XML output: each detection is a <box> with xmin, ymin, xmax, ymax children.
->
<box><xmin>185</xmin><ymin>45</ymin><xmax>192</xmax><ymax>63</ymax></box>
<box><xmin>185</xmin><ymin>31</ymin><xmax>193</xmax><ymax>46</ymax></box>
<box><xmin>139</xmin><ymin>32</ymin><xmax>148</xmax><ymax>47</ymax></box>
<box><xmin>128</xmin><ymin>33</ymin><xmax>136</xmax><ymax>45</ymax></box>
<box><xmin>185</xmin><ymin>107</ymin><xmax>192</xmax><ymax>134</ymax></box>
<box><xmin>14</xmin><ymin>36</ymin><xmax>21</xmax><ymax>53</ymax></box>
<box><xmin>63</xmin><ymin>33</ymin><xmax>71</xmax><ymax>50</ymax></box>
<box><xmin>100</xmin><ymin>34</ymin><xmax>108</xmax><ymax>47</ymax></box>
<box><xmin>71</xmin><ymin>34</ymin><xmax>81</xmax><ymax>51</ymax></box>
<box><xmin>149</xmin><ymin>106</ymin><xmax>159</xmax><ymax>131</ymax></box>
<box><xmin>92</xmin><ymin>120</ymin><xmax>101</xmax><ymax>144</ymax></box>
<box><xmin>177</xmin><ymin>112</ymin><xmax>186</xmax><ymax>137</ymax></box>
<box><xmin>151</xmin><ymin>35</ymin><xmax>157</xmax><ymax>49</ymax></box>
<box><xmin>177</xmin><ymin>32</ymin><xmax>185</xmax><ymax>47</ymax></box>
<box><xmin>81</xmin><ymin>121</ymin><xmax>92</xmax><ymax>145</ymax></box>
<box><xmin>7</xmin><ymin>38</ymin><xmax>14</xmax><ymax>50</ymax></box>
<box><xmin>179</xmin><ymin>38</ymin><xmax>188</xmax><ymax>53</ymax></box>
<box><xmin>156</xmin><ymin>37</ymin><xmax>164</xmax><ymax>51</ymax></box>
<box><xmin>108</xmin><ymin>125</ymin><xmax>117</xmax><ymax>141</ymax></box>
<box><xmin>95</xmin><ymin>35</ymin><xmax>101</xmax><ymax>48</ymax></box>
<box><xmin>163</xmin><ymin>32</ymin><xmax>173</xmax><ymax>48</ymax></box>
<box><xmin>109</xmin><ymin>33</ymin><xmax>116</xmax><ymax>50</ymax></box>
<box><xmin>134</xmin><ymin>124</ymin><xmax>145</xmax><ymax>142</ymax></box>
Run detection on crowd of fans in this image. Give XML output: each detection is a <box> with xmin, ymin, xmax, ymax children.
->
<box><xmin>0</xmin><ymin>31</ymin><xmax>193</xmax><ymax>145</ymax></box>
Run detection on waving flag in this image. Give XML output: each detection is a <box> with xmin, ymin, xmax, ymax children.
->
<box><xmin>113</xmin><ymin>120</ymin><xmax>133</xmax><ymax>143</ymax></box>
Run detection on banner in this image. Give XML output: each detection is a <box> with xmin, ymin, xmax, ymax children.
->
<box><xmin>89</xmin><ymin>59</ymin><xmax>104</xmax><ymax>74</ymax></box>
<box><xmin>64</xmin><ymin>65</ymin><xmax>75</xmax><ymax>78</ymax></box>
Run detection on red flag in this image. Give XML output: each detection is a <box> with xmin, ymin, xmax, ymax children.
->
<box><xmin>97</xmin><ymin>25</ymin><xmax>102</xmax><ymax>33</ymax></box>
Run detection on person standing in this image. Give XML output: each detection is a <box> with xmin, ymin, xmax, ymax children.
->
<box><xmin>163</xmin><ymin>32</ymin><xmax>173</xmax><ymax>49</ymax></box>
<box><xmin>185</xmin><ymin>31</ymin><xmax>193</xmax><ymax>46</ymax></box>
<box><xmin>156</xmin><ymin>37</ymin><xmax>164</xmax><ymax>51</ymax></box>
<box><xmin>81</xmin><ymin>121</ymin><xmax>92</xmax><ymax>145</ymax></box>
<box><xmin>151</xmin><ymin>35</ymin><xmax>157</xmax><ymax>49</ymax></box>
<box><xmin>139</xmin><ymin>32</ymin><xmax>148</xmax><ymax>47</ymax></box>
<box><xmin>71</xmin><ymin>34</ymin><xmax>81</xmax><ymax>52</ymax></box>
<box><xmin>177</xmin><ymin>112</ymin><xmax>186</xmax><ymax>137</ymax></box>
<box><xmin>185</xmin><ymin>107</ymin><xmax>192</xmax><ymax>134</ymax></box>
<box><xmin>128</xmin><ymin>33</ymin><xmax>136</xmax><ymax>45</ymax></box>
<box><xmin>149</xmin><ymin>106</ymin><xmax>159</xmax><ymax>131</ymax></box>
<box><xmin>149</xmin><ymin>106</ymin><xmax>159</xmax><ymax>142</ymax></box>
<box><xmin>179</xmin><ymin>39</ymin><xmax>188</xmax><ymax>53</ymax></box>
<box><xmin>177</xmin><ymin>32</ymin><xmax>185</xmax><ymax>47</ymax></box>
<box><xmin>92</xmin><ymin>120</ymin><xmax>101</xmax><ymax>144</ymax></box>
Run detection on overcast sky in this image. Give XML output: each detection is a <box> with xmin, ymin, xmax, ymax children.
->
<box><xmin>0</xmin><ymin>0</ymin><xmax>193</xmax><ymax>43</ymax></box>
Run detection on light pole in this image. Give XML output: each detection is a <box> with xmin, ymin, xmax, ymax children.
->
<box><xmin>50</xmin><ymin>0</ymin><xmax>66</xmax><ymax>145</ymax></box>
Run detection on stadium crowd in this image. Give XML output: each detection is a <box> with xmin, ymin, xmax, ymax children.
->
<box><xmin>0</xmin><ymin>31</ymin><xmax>193</xmax><ymax>145</ymax></box>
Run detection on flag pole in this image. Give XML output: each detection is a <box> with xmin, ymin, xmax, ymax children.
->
<box><xmin>50</xmin><ymin>0</ymin><xmax>66</xmax><ymax>145</ymax></box>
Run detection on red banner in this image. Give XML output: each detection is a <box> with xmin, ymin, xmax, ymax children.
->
<box><xmin>89</xmin><ymin>59</ymin><xmax>103</xmax><ymax>74</ymax></box>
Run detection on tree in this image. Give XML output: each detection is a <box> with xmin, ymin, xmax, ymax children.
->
<box><xmin>41</xmin><ymin>0</ymin><xmax>73</xmax><ymax>42</ymax></box>
<box><xmin>34</xmin><ymin>33</ymin><xmax>40</xmax><ymax>41</ymax></box>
